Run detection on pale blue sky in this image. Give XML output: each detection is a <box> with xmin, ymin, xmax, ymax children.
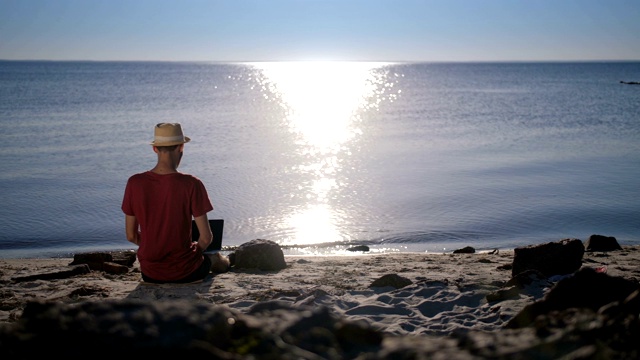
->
<box><xmin>1</xmin><ymin>0</ymin><xmax>639</xmax><ymax>62</ymax></box>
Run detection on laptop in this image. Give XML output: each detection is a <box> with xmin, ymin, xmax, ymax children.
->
<box><xmin>191</xmin><ymin>219</ymin><xmax>224</xmax><ymax>253</ymax></box>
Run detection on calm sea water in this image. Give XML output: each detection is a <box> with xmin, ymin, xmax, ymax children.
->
<box><xmin>1</xmin><ymin>60</ymin><xmax>639</xmax><ymax>258</ymax></box>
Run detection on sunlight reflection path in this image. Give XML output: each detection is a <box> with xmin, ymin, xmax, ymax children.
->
<box><xmin>252</xmin><ymin>61</ymin><xmax>392</xmax><ymax>247</ymax></box>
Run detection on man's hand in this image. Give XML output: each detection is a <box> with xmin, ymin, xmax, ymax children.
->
<box><xmin>194</xmin><ymin>215</ymin><xmax>213</xmax><ymax>251</ymax></box>
<box><xmin>125</xmin><ymin>215</ymin><xmax>140</xmax><ymax>246</ymax></box>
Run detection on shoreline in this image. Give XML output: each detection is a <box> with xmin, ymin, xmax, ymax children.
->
<box><xmin>0</xmin><ymin>243</ymin><xmax>583</xmax><ymax>260</ymax></box>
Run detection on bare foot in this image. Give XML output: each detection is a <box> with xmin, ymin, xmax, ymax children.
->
<box><xmin>207</xmin><ymin>253</ymin><xmax>231</xmax><ymax>273</ymax></box>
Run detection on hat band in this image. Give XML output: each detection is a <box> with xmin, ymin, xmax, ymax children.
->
<box><xmin>154</xmin><ymin>135</ymin><xmax>185</xmax><ymax>143</ymax></box>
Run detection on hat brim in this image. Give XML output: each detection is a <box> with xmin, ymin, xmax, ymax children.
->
<box><xmin>150</xmin><ymin>136</ymin><xmax>191</xmax><ymax>146</ymax></box>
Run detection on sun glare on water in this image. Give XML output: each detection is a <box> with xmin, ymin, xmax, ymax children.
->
<box><xmin>251</xmin><ymin>61</ymin><xmax>393</xmax><ymax>248</ymax></box>
<box><xmin>256</xmin><ymin>61</ymin><xmax>385</xmax><ymax>152</ymax></box>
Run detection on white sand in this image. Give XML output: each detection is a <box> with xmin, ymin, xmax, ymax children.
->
<box><xmin>2</xmin><ymin>248</ymin><xmax>638</xmax><ymax>335</ymax></box>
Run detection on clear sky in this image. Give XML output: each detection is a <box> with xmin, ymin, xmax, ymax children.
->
<box><xmin>1</xmin><ymin>0</ymin><xmax>639</xmax><ymax>62</ymax></box>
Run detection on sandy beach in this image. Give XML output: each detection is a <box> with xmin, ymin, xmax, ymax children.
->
<box><xmin>1</xmin><ymin>244</ymin><xmax>639</xmax><ymax>358</ymax></box>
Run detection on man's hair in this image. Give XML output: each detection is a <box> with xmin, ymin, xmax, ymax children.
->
<box><xmin>155</xmin><ymin>145</ymin><xmax>179</xmax><ymax>152</ymax></box>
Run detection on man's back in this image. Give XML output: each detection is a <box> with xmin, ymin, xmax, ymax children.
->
<box><xmin>123</xmin><ymin>171</ymin><xmax>212</xmax><ymax>280</ymax></box>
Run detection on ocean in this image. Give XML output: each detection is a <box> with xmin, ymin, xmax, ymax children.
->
<box><xmin>1</xmin><ymin>60</ymin><xmax>638</xmax><ymax>258</ymax></box>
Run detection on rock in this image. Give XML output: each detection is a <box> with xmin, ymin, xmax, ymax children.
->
<box><xmin>460</xmin><ymin>301</ymin><xmax>640</xmax><ymax>359</ymax></box>
<box><xmin>511</xmin><ymin>239</ymin><xmax>584</xmax><ymax>277</ymax></box>
<box><xmin>369</xmin><ymin>274</ymin><xmax>413</xmax><ymax>289</ymax></box>
<box><xmin>584</xmin><ymin>234</ymin><xmax>622</xmax><ymax>252</ymax></box>
<box><xmin>347</xmin><ymin>245</ymin><xmax>370</xmax><ymax>252</ymax></box>
<box><xmin>110</xmin><ymin>250</ymin><xmax>137</xmax><ymax>267</ymax></box>
<box><xmin>232</xmin><ymin>239</ymin><xmax>287</xmax><ymax>271</ymax></box>
<box><xmin>453</xmin><ymin>246</ymin><xmax>475</xmax><ymax>254</ymax></box>
<box><xmin>102</xmin><ymin>261</ymin><xmax>129</xmax><ymax>275</ymax></box>
<box><xmin>506</xmin><ymin>267</ymin><xmax>640</xmax><ymax>329</ymax></box>
<box><xmin>69</xmin><ymin>252</ymin><xmax>113</xmax><ymax>270</ymax></box>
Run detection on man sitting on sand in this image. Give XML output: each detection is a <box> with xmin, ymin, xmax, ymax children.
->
<box><xmin>121</xmin><ymin>122</ymin><xmax>230</xmax><ymax>283</ymax></box>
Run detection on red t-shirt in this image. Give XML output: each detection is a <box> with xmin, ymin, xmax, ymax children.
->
<box><xmin>121</xmin><ymin>171</ymin><xmax>214</xmax><ymax>281</ymax></box>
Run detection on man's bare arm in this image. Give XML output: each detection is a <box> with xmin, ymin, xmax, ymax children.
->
<box><xmin>125</xmin><ymin>215</ymin><xmax>140</xmax><ymax>245</ymax></box>
<box><xmin>194</xmin><ymin>214</ymin><xmax>213</xmax><ymax>251</ymax></box>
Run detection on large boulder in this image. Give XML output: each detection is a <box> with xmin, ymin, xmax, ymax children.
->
<box><xmin>512</xmin><ymin>239</ymin><xmax>584</xmax><ymax>277</ymax></box>
<box><xmin>584</xmin><ymin>234</ymin><xmax>623</xmax><ymax>252</ymax></box>
<box><xmin>232</xmin><ymin>239</ymin><xmax>287</xmax><ymax>271</ymax></box>
<box><xmin>453</xmin><ymin>246</ymin><xmax>475</xmax><ymax>254</ymax></box>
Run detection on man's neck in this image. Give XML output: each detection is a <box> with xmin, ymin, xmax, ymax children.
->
<box><xmin>151</xmin><ymin>158</ymin><xmax>179</xmax><ymax>174</ymax></box>
<box><xmin>151</xmin><ymin>146</ymin><xmax>182</xmax><ymax>174</ymax></box>
<box><xmin>150</xmin><ymin>166</ymin><xmax>177</xmax><ymax>175</ymax></box>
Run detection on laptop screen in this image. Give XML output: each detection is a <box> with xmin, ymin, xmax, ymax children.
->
<box><xmin>191</xmin><ymin>219</ymin><xmax>223</xmax><ymax>252</ymax></box>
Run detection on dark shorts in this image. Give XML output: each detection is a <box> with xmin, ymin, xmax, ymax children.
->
<box><xmin>141</xmin><ymin>255</ymin><xmax>211</xmax><ymax>284</ymax></box>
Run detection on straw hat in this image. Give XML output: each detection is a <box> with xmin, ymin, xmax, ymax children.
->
<box><xmin>150</xmin><ymin>123</ymin><xmax>191</xmax><ymax>146</ymax></box>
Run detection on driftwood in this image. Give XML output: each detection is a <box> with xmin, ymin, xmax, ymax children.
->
<box><xmin>11</xmin><ymin>264</ymin><xmax>90</xmax><ymax>283</ymax></box>
<box><xmin>9</xmin><ymin>250</ymin><xmax>136</xmax><ymax>282</ymax></box>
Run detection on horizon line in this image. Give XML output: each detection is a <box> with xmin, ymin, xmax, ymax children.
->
<box><xmin>1</xmin><ymin>58</ymin><xmax>639</xmax><ymax>64</ymax></box>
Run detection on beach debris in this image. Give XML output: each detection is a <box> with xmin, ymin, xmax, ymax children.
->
<box><xmin>346</xmin><ymin>245</ymin><xmax>370</xmax><ymax>252</ymax></box>
<box><xmin>512</xmin><ymin>238</ymin><xmax>584</xmax><ymax>277</ymax></box>
<box><xmin>11</xmin><ymin>264</ymin><xmax>90</xmax><ymax>283</ymax></box>
<box><xmin>584</xmin><ymin>234</ymin><xmax>622</xmax><ymax>252</ymax></box>
<box><xmin>101</xmin><ymin>261</ymin><xmax>130</xmax><ymax>275</ymax></box>
<box><xmin>231</xmin><ymin>239</ymin><xmax>287</xmax><ymax>271</ymax></box>
<box><xmin>595</xmin><ymin>265</ymin><xmax>607</xmax><ymax>273</ymax></box>
<box><xmin>369</xmin><ymin>274</ymin><xmax>413</xmax><ymax>289</ymax></box>
<box><xmin>69</xmin><ymin>250</ymin><xmax>137</xmax><ymax>271</ymax></box>
<box><xmin>453</xmin><ymin>246</ymin><xmax>475</xmax><ymax>254</ymax></box>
